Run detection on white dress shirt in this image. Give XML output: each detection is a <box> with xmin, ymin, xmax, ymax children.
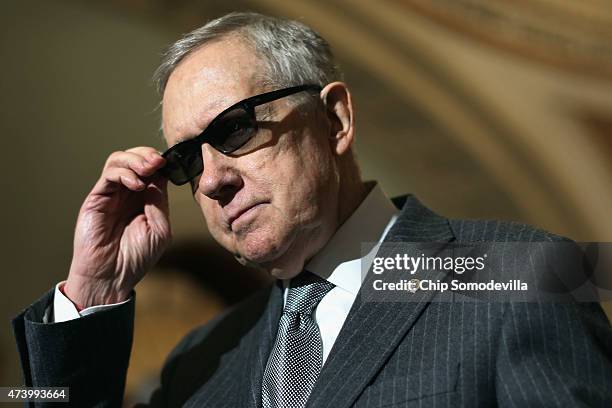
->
<box><xmin>284</xmin><ymin>182</ymin><xmax>398</xmax><ymax>363</ymax></box>
<box><xmin>54</xmin><ymin>182</ymin><xmax>399</xmax><ymax>364</ymax></box>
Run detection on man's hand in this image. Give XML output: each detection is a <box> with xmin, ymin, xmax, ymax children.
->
<box><xmin>64</xmin><ymin>147</ymin><xmax>171</xmax><ymax>309</ymax></box>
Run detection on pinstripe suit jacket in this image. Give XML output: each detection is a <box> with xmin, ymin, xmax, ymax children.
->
<box><xmin>13</xmin><ymin>195</ymin><xmax>612</xmax><ymax>407</ymax></box>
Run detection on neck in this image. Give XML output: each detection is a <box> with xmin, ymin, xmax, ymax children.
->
<box><xmin>258</xmin><ymin>160</ymin><xmax>368</xmax><ymax>280</ymax></box>
<box><xmin>336</xmin><ymin>181</ymin><xmax>369</xmax><ymax>233</ymax></box>
<box><xmin>335</xmin><ymin>153</ymin><xmax>369</xmax><ymax>229</ymax></box>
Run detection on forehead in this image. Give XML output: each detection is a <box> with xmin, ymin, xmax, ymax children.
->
<box><xmin>161</xmin><ymin>36</ymin><xmax>263</xmax><ymax>145</ymax></box>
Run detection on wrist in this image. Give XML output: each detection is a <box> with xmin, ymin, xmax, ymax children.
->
<box><xmin>63</xmin><ymin>275</ymin><xmax>131</xmax><ymax>310</ymax></box>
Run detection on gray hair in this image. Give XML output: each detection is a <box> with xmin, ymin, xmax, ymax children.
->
<box><xmin>153</xmin><ymin>12</ymin><xmax>343</xmax><ymax>100</ymax></box>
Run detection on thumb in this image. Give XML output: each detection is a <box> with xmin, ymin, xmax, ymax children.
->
<box><xmin>144</xmin><ymin>174</ymin><xmax>171</xmax><ymax>239</ymax></box>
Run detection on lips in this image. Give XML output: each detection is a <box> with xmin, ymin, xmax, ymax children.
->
<box><xmin>226</xmin><ymin>202</ymin><xmax>266</xmax><ymax>227</ymax></box>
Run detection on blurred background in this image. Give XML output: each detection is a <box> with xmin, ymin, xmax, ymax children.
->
<box><xmin>1</xmin><ymin>0</ymin><xmax>611</xmax><ymax>405</ymax></box>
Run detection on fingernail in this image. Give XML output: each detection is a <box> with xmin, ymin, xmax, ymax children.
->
<box><xmin>147</xmin><ymin>153</ymin><xmax>164</xmax><ymax>164</ymax></box>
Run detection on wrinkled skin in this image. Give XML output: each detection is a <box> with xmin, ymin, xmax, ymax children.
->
<box><xmin>65</xmin><ymin>36</ymin><xmax>362</xmax><ymax>307</ymax></box>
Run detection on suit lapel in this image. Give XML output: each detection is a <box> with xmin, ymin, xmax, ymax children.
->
<box><xmin>183</xmin><ymin>281</ymin><xmax>283</xmax><ymax>408</ymax></box>
<box><xmin>306</xmin><ymin>195</ymin><xmax>455</xmax><ymax>408</ymax></box>
<box><xmin>240</xmin><ymin>280</ymin><xmax>284</xmax><ymax>408</ymax></box>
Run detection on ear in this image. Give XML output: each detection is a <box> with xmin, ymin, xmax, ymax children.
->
<box><xmin>320</xmin><ymin>82</ymin><xmax>355</xmax><ymax>156</ymax></box>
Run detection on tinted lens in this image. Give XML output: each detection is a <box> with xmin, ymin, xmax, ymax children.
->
<box><xmin>209</xmin><ymin>107</ymin><xmax>256</xmax><ymax>153</ymax></box>
<box><xmin>160</xmin><ymin>107</ymin><xmax>256</xmax><ymax>185</ymax></box>
<box><xmin>161</xmin><ymin>140</ymin><xmax>202</xmax><ymax>185</ymax></box>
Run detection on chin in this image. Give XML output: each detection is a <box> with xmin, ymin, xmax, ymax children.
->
<box><xmin>234</xmin><ymin>222</ymin><xmax>296</xmax><ymax>267</ymax></box>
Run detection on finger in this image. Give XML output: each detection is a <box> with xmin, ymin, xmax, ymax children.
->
<box><xmin>144</xmin><ymin>174</ymin><xmax>171</xmax><ymax>238</ymax></box>
<box><xmin>145</xmin><ymin>174</ymin><xmax>169</xmax><ymax>214</ymax></box>
<box><xmin>92</xmin><ymin>167</ymin><xmax>146</xmax><ymax>195</ymax></box>
<box><xmin>104</xmin><ymin>151</ymin><xmax>162</xmax><ymax>177</ymax></box>
<box><xmin>125</xmin><ymin>146</ymin><xmax>166</xmax><ymax>166</ymax></box>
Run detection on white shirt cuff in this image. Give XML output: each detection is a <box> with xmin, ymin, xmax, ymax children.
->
<box><xmin>52</xmin><ymin>281</ymin><xmax>131</xmax><ymax>323</ymax></box>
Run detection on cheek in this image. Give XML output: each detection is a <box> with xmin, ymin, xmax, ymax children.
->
<box><xmin>249</xmin><ymin>155</ymin><xmax>327</xmax><ymax>209</ymax></box>
<box><xmin>283</xmin><ymin>139</ymin><xmax>334</xmax><ymax>215</ymax></box>
<box><xmin>192</xmin><ymin>128</ymin><xmax>334</xmax><ymax>258</ymax></box>
<box><xmin>198</xmin><ymin>197</ymin><xmax>234</xmax><ymax>245</ymax></box>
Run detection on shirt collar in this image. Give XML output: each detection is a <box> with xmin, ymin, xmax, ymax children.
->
<box><xmin>304</xmin><ymin>181</ymin><xmax>399</xmax><ymax>295</ymax></box>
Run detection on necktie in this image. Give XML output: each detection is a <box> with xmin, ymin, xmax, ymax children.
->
<box><xmin>262</xmin><ymin>271</ymin><xmax>335</xmax><ymax>408</ymax></box>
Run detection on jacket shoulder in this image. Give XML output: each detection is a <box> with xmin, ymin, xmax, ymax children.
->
<box><xmin>448</xmin><ymin>218</ymin><xmax>571</xmax><ymax>243</ymax></box>
<box><xmin>173</xmin><ymin>284</ymin><xmax>272</xmax><ymax>353</ymax></box>
<box><xmin>153</xmin><ymin>284</ymin><xmax>274</xmax><ymax>406</ymax></box>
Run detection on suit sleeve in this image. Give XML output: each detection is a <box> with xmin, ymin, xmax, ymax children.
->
<box><xmin>135</xmin><ymin>309</ymin><xmax>234</xmax><ymax>408</ymax></box>
<box><xmin>495</xmin><ymin>301</ymin><xmax>612</xmax><ymax>407</ymax></box>
<box><xmin>12</xmin><ymin>288</ymin><xmax>135</xmax><ymax>407</ymax></box>
<box><xmin>135</xmin><ymin>327</ymin><xmax>200</xmax><ymax>408</ymax></box>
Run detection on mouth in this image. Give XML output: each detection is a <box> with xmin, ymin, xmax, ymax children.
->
<box><xmin>227</xmin><ymin>202</ymin><xmax>267</xmax><ymax>229</ymax></box>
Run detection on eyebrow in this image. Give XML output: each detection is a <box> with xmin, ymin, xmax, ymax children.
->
<box><xmin>171</xmin><ymin>112</ymin><xmax>220</xmax><ymax>146</ymax></box>
<box><xmin>165</xmin><ymin>91</ymin><xmax>277</xmax><ymax>148</ymax></box>
<box><xmin>164</xmin><ymin>98</ymin><xmax>229</xmax><ymax>147</ymax></box>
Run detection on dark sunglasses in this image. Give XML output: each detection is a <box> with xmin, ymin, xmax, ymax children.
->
<box><xmin>159</xmin><ymin>84</ymin><xmax>322</xmax><ymax>185</ymax></box>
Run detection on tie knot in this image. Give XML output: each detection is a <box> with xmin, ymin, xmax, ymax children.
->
<box><xmin>284</xmin><ymin>271</ymin><xmax>335</xmax><ymax>315</ymax></box>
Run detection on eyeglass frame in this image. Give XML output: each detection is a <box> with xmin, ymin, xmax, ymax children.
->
<box><xmin>158</xmin><ymin>84</ymin><xmax>323</xmax><ymax>185</ymax></box>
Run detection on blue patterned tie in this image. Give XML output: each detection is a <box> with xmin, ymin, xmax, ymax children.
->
<box><xmin>262</xmin><ymin>271</ymin><xmax>335</xmax><ymax>408</ymax></box>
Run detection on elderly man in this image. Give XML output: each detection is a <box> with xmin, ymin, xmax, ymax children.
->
<box><xmin>12</xmin><ymin>12</ymin><xmax>611</xmax><ymax>408</ymax></box>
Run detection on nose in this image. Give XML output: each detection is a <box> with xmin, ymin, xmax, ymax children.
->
<box><xmin>197</xmin><ymin>143</ymin><xmax>243</xmax><ymax>203</ymax></box>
